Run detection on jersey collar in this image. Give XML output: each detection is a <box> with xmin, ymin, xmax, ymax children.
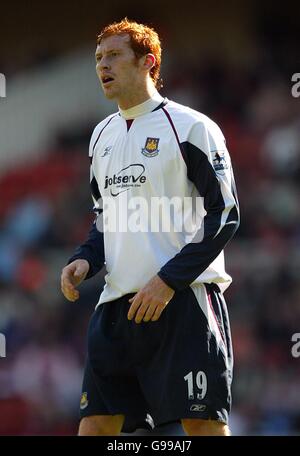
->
<box><xmin>119</xmin><ymin>91</ymin><xmax>165</xmax><ymax>119</ymax></box>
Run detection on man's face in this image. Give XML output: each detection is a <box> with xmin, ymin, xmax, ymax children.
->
<box><xmin>95</xmin><ymin>34</ymin><xmax>143</xmax><ymax>103</ymax></box>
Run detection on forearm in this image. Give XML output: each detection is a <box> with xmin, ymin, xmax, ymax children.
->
<box><xmin>158</xmin><ymin>221</ymin><xmax>238</xmax><ymax>291</ymax></box>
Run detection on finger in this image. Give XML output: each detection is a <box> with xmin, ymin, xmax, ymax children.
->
<box><xmin>67</xmin><ymin>292</ymin><xmax>79</xmax><ymax>302</ymax></box>
<box><xmin>128</xmin><ymin>296</ymin><xmax>135</xmax><ymax>303</ymax></box>
<box><xmin>63</xmin><ymin>283</ymin><xmax>77</xmax><ymax>298</ymax></box>
<box><xmin>151</xmin><ymin>303</ymin><xmax>166</xmax><ymax>321</ymax></box>
<box><xmin>61</xmin><ymin>272</ymin><xmax>76</xmax><ymax>291</ymax></box>
<box><xmin>127</xmin><ymin>294</ymin><xmax>143</xmax><ymax>320</ymax></box>
<box><xmin>143</xmin><ymin>303</ymin><xmax>157</xmax><ymax>322</ymax></box>
<box><xmin>134</xmin><ymin>300</ymin><xmax>151</xmax><ymax>324</ymax></box>
<box><xmin>61</xmin><ymin>283</ymin><xmax>79</xmax><ymax>301</ymax></box>
<box><xmin>61</xmin><ymin>285</ymin><xmax>79</xmax><ymax>301</ymax></box>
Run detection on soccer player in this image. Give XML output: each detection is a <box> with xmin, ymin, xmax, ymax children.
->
<box><xmin>61</xmin><ymin>18</ymin><xmax>240</xmax><ymax>436</ymax></box>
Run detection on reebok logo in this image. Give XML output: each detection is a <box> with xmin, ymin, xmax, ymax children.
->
<box><xmin>190</xmin><ymin>404</ymin><xmax>206</xmax><ymax>412</ymax></box>
<box><xmin>101</xmin><ymin>146</ymin><xmax>113</xmax><ymax>157</ymax></box>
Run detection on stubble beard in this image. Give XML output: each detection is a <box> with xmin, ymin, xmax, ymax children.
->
<box><xmin>102</xmin><ymin>84</ymin><xmax>118</xmax><ymax>100</ymax></box>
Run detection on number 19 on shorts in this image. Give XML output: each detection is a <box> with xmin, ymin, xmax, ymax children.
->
<box><xmin>184</xmin><ymin>371</ymin><xmax>207</xmax><ymax>400</ymax></box>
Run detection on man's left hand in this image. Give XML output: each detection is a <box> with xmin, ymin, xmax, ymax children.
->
<box><xmin>127</xmin><ymin>275</ymin><xmax>175</xmax><ymax>323</ymax></box>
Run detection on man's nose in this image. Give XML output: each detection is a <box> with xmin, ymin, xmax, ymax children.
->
<box><xmin>99</xmin><ymin>58</ymin><xmax>110</xmax><ymax>70</ymax></box>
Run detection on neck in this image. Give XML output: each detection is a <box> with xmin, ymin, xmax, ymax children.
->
<box><xmin>118</xmin><ymin>90</ymin><xmax>164</xmax><ymax>120</ymax></box>
<box><xmin>118</xmin><ymin>79</ymin><xmax>156</xmax><ymax>110</ymax></box>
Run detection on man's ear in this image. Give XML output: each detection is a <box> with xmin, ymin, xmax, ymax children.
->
<box><xmin>144</xmin><ymin>53</ymin><xmax>156</xmax><ymax>71</ymax></box>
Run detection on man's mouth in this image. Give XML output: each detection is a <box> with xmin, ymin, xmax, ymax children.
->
<box><xmin>102</xmin><ymin>76</ymin><xmax>114</xmax><ymax>85</ymax></box>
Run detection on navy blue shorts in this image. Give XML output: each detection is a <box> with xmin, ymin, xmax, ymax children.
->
<box><xmin>79</xmin><ymin>283</ymin><xmax>233</xmax><ymax>433</ymax></box>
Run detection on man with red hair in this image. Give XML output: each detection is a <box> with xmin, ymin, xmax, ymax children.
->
<box><xmin>61</xmin><ymin>18</ymin><xmax>239</xmax><ymax>436</ymax></box>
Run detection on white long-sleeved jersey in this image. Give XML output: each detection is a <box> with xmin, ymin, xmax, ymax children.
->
<box><xmin>69</xmin><ymin>93</ymin><xmax>240</xmax><ymax>307</ymax></box>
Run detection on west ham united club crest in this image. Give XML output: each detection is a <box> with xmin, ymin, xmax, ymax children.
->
<box><xmin>80</xmin><ymin>392</ymin><xmax>88</xmax><ymax>410</ymax></box>
<box><xmin>141</xmin><ymin>137</ymin><xmax>160</xmax><ymax>157</ymax></box>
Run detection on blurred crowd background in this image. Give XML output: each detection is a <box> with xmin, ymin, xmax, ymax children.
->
<box><xmin>0</xmin><ymin>0</ymin><xmax>300</xmax><ymax>435</ymax></box>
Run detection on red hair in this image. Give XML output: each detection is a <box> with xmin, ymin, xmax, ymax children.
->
<box><xmin>97</xmin><ymin>18</ymin><xmax>163</xmax><ymax>89</ymax></box>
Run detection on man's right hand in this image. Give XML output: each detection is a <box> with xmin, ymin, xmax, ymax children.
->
<box><xmin>61</xmin><ymin>259</ymin><xmax>90</xmax><ymax>302</ymax></box>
